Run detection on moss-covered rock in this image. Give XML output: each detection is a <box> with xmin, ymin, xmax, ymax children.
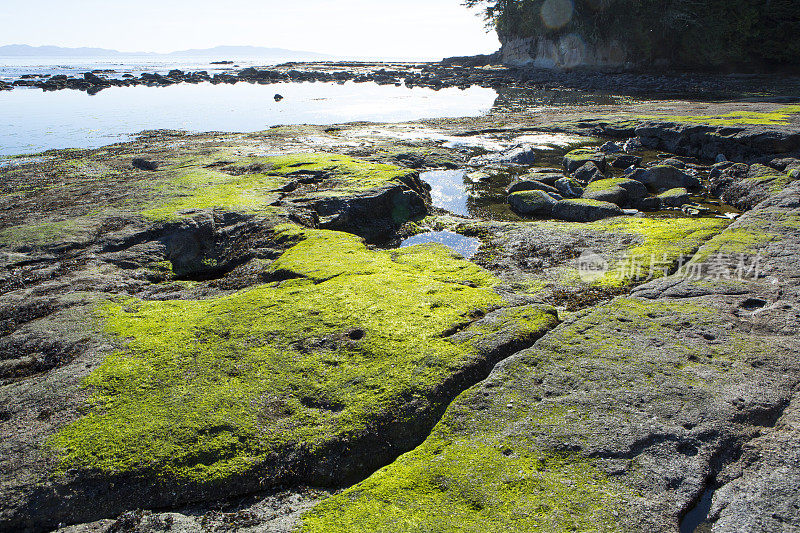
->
<box><xmin>563</xmin><ymin>148</ymin><xmax>605</xmax><ymax>174</ymax></box>
<box><xmin>552</xmin><ymin>199</ymin><xmax>623</xmax><ymax>222</ymax></box>
<box><xmin>507</xmin><ymin>190</ymin><xmax>557</xmax><ymax>216</ymax></box>
<box><xmin>5</xmin><ymin>228</ymin><xmax>560</xmax><ymax>531</ymax></box>
<box><xmin>299</xmin><ymin>294</ymin><xmax>800</xmax><ymax>531</ymax></box>
<box><xmin>656</xmin><ymin>187</ymin><xmax>690</xmax><ymax>208</ymax></box>
<box><xmin>582</xmin><ymin>178</ymin><xmax>648</xmax><ymax>207</ymax></box>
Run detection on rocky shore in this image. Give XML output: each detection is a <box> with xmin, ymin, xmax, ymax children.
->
<box><xmin>1</xmin><ymin>89</ymin><xmax>799</xmax><ymax>532</ymax></box>
<box><xmin>3</xmin><ymin>60</ymin><xmax>800</xmax><ymax>100</ymax></box>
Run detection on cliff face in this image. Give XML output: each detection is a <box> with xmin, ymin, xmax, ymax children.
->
<box><xmin>491</xmin><ymin>0</ymin><xmax>799</xmax><ymax>70</ymax></box>
<box><xmin>500</xmin><ymin>34</ymin><xmax>629</xmax><ymax>69</ymax></box>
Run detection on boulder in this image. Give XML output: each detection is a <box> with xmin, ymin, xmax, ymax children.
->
<box><xmin>563</xmin><ymin>148</ymin><xmax>605</xmax><ymax>174</ymax></box>
<box><xmin>626</xmin><ymin>165</ymin><xmax>700</xmax><ymax>190</ymax></box>
<box><xmin>554</xmin><ymin>177</ymin><xmax>584</xmax><ymax>198</ymax></box>
<box><xmin>710</xmin><ymin>163</ymin><xmax>795</xmax><ymax>211</ymax></box>
<box><xmin>582</xmin><ymin>178</ymin><xmax>648</xmax><ymax>207</ymax></box>
<box><xmin>507</xmin><ymin>190</ymin><xmax>557</xmax><ymax>216</ymax></box>
<box><xmin>507</xmin><ymin>180</ymin><xmax>559</xmax><ymax>195</ymax></box>
<box><xmin>656</xmin><ymin>187</ymin><xmax>691</xmax><ymax>208</ymax></box>
<box><xmin>132</xmin><ymin>158</ymin><xmax>159</xmax><ymax>171</ymax></box>
<box><xmin>611</xmin><ymin>154</ymin><xmax>643</xmax><ymax>169</ymax></box>
<box><xmin>600</xmin><ymin>141</ymin><xmax>623</xmax><ymax>153</ymax></box>
<box><xmin>552</xmin><ymin>199</ymin><xmax>624</xmax><ymax>222</ymax></box>
<box><xmin>572</xmin><ymin>161</ymin><xmax>604</xmax><ymax>182</ymax></box>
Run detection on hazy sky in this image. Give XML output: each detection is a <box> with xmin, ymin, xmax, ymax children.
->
<box><xmin>0</xmin><ymin>0</ymin><xmax>500</xmax><ymax>59</ymax></box>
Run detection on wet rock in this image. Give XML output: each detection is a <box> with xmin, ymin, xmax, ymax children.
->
<box><xmin>507</xmin><ymin>190</ymin><xmax>557</xmax><ymax>216</ymax></box>
<box><xmin>600</xmin><ymin>141</ymin><xmax>623</xmax><ymax>153</ymax></box>
<box><xmin>710</xmin><ymin>163</ymin><xmax>795</xmax><ymax>211</ymax></box>
<box><xmin>610</xmin><ymin>154</ymin><xmax>643</xmax><ymax>169</ymax></box>
<box><xmin>636</xmin><ymin>121</ymin><xmax>800</xmax><ymax>161</ymax></box>
<box><xmin>506</xmin><ymin>179</ymin><xmax>559</xmax><ymax>195</ymax></box>
<box><xmin>626</xmin><ymin>165</ymin><xmax>700</xmax><ymax>190</ymax></box>
<box><xmin>555</xmin><ymin>177</ymin><xmax>584</xmax><ymax>198</ymax></box>
<box><xmin>659</xmin><ymin>157</ymin><xmax>686</xmax><ymax>168</ymax></box>
<box><xmin>582</xmin><ymin>178</ymin><xmax>648</xmax><ymax>207</ymax></box>
<box><xmin>563</xmin><ymin>148</ymin><xmax>606</xmax><ymax>174</ymax></box>
<box><xmin>572</xmin><ymin>161</ymin><xmax>605</xmax><ymax>182</ymax></box>
<box><xmin>469</xmin><ymin>145</ymin><xmax>537</xmax><ymax>166</ymax></box>
<box><xmin>552</xmin><ymin>198</ymin><xmax>624</xmax><ymax>222</ymax></box>
<box><xmin>274</xmin><ymin>94</ymin><xmax>284</xmax><ymax>102</ymax></box>
<box><xmin>656</xmin><ymin>187</ymin><xmax>690</xmax><ymax>208</ymax></box>
<box><xmin>623</xmin><ymin>137</ymin><xmax>643</xmax><ymax>153</ymax></box>
<box><xmin>132</xmin><ymin>158</ymin><xmax>159</xmax><ymax>171</ymax></box>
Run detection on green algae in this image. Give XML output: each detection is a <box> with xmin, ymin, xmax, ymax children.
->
<box><xmin>638</xmin><ymin>105</ymin><xmax>800</xmax><ymax>126</ymax></box>
<box><xmin>47</xmin><ymin>228</ymin><xmax>558</xmax><ymax>485</ymax></box>
<box><xmin>588</xmin><ymin>217</ymin><xmax>730</xmax><ymax>287</ymax></box>
<box><xmin>141</xmin><ymin>153</ymin><xmax>418</xmax><ymax>221</ymax></box>
<box><xmin>300</xmin><ymin>437</ymin><xmax>628</xmax><ymax>533</ymax></box>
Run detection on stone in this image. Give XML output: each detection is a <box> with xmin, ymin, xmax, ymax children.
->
<box><xmin>554</xmin><ymin>177</ymin><xmax>584</xmax><ymax>198</ymax></box>
<box><xmin>610</xmin><ymin>154</ymin><xmax>642</xmax><ymax>169</ymax></box>
<box><xmin>552</xmin><ymin>199</ymin><xmax>624</xmax><ymax>222</ymax></box>
<box><xmin>506</xmin><ymin>180</ymin><xmax>559</xmax><ymax>195</ymax></box>
<box><xmin>656</xmin><ymin>187</ymin><xmax>691</xmax><ymax>208</ymax></box>
<box><xmin>507</xmin><ymin>190</ymin><xmax>558</xmax><ymax>216</ymax></box>
<box><xmin>469</xmin><ymin>145</ymin><xmax>537</xmax><ymax>167</ymax></box>
<box><xmin>572</xmin><ymin>161</ymin><xmax>604</xmax><ymax>182</ymax></box>
<box><xmin>710</xmin><ymin>163</ymin><xmax>794</xmax><ymax>211</ymax></box>
<box><xmin>274</xmin><ymin>94</ymin><xmax>284</xmax><ymax>102</ymax></box>
<box><xmin>600</xmin><ymin>141</ymin><xmax>623</xmax><ymax>153</ymax></box>
<box><xmin>132</xmin><ymin>158</ymin><xmax>159</xmax><ymax>171</ymax></box>
<box><xmin>582</xmin><ymin>178</ymin><xmax>648</xmax><ymax>207</ymax></box>
<box><xmin>563</xmin><ymin>148</ymin><xmax>606</xmax><ymax>174</ymax></box>
<box><xmin>626</xmin><ymin>165</ymin><xmax>700</xmax><ymax>190</ymax></box>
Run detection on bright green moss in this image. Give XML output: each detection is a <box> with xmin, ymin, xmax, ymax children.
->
<box><xmin>48</xmin><ymin>228</ymin><xmax>557</xmax><ymax>484</ymax></box>
<box><xmin>583</xmin><ymin>178</ymin><xmax>629</xmax><ymax>194</ymax></box>
<box><xmin>688</xmin><ymin>228</ymin><xmax>773</xmax><ymax>264</ymax></box>
<box><xmin>141</xmin><ymin>153</ymin><xmax>417</xmax><ymax>221</ymax></box>
<box><xmin>300</xmin><ymin>437</ymin><xmax>627</xmax><ymax>533</ymax></box>
<box><xmin>639</xmin><ymin>105</ymin><xmax>800</xmax><ymax>126</ymax></box>
<box><xmin>589</xmin><ymin>217</ymin><xmax>730</xmax><ymax>287</ymax></box>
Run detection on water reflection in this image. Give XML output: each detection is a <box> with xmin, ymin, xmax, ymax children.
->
<box><xmin>491</xmin><ymin>87</ymin><xmax>630</xmax><ymax>112</ymax></box>
<box><xmin>422</xmin><ymin>170</ymin><xmax>471</xmax><ymax>217</ymax></box>
<box><xmin>0</xmin><ymin>82</ymin><xmax>498</xmax><ymax>156</ymax></box>
<box><xmin>400</xmin><ymin>231</ymin><xmax>481</xmax><ymax>259</ymax></box>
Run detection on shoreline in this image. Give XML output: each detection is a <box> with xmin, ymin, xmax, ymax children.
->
<box><xmin>3</xmin><ymin>60</ymin><xmax>800</xmax><ymax>100</ymax></box>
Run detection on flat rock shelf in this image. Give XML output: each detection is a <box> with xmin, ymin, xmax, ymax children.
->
<box><xmin>1</xmin><ymin>86</ymin><xmax>799</xmax><ymax>533</ymax></box>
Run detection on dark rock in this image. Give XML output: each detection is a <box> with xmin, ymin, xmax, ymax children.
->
<box><xmin>554</xmin><ymin>177</ymin><xmax>584</xmax><ymax>198</ymax></box>
<box><xmin>274</xmin><ymin>94</ymin><xmax>284</xmax><ymax>102</ymax></box>
<box><xmin>507</xmin><ymin>190</ymin><xmax>557</xmax><ymax>216</ymax></box>
<box><xmin>552</xmin><ymin>199</ymin><xmax>624</xmax><ymax>222</ymax></box>
<box><xmin>610</xmin><ymin>154</ymin><xmax>642</xmax><ymax>169</ymax></box>
<box><xmin>572</xmin><ymin>161</ymin><xmax>604</xmax><ymax>182</ymax></box>
<box><xmin>563</xmin><ymin>149</ymin><xmax>605</xmax><ymax>174</ymax></box>
<box><xmin>506</xmin><ymin>180</ymin><xmax>559</xmax><ymax>195</ymax></box>
<box><xmin>710</xmin><ymin>163</ymin><xmax>794</xmax><ymax>211</ymax></box>
<box><xmin>132</xmin><ymin>158</ymin><xmax>159</xmax><ymax>171</ymax></box>
<box><xmin>600</xmin><ymin>141</ymin><xmax>623</xmax><ymax>153</ymax></box>
<box><xmin>626</xmin><ymin>165</ymin><xmax>700</xmax><ymax>190</ymax></box>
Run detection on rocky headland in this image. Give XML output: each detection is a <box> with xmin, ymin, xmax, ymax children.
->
<box><xmin>1</xmin><ymin>79</ymin><xmax>799</xmax><ymax>533</ymax></box>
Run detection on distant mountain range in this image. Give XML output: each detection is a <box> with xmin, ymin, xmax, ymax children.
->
<box><xmin>0</xmin><ymin>44</ymin><xmax>332</xmax><ymax>60</ymax></box>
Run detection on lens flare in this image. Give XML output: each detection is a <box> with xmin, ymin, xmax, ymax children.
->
<box><xmin>540</xmin><ymin>0</ymin><xmax>574</xmax><ymax>30</ymax></box>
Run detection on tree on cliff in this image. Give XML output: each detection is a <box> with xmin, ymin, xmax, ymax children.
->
<box><xmin>464</xmin><ymin>0</ymin><xmax>800</xmax><ymax>68</ymax></box>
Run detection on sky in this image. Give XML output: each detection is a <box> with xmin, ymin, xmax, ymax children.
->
<box><xmin>0</xmin><ymin>0</ymin><xmax>500</xmax><ymax>59</ymax></box>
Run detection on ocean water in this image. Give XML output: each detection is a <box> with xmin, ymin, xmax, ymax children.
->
<box><xmin>0</xmin><ymin>56</ymin><xmax>631</xmax><ymax>156</ymax></box>
<box><xmin>0</xmin><ymin>81</ymin><xmax>499</xmax><ymax>156</ymax></box>
<box><xmin>0</xmin><ymin>55</ymin><xmax>280</xmax><ymax>82</ymax></box>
